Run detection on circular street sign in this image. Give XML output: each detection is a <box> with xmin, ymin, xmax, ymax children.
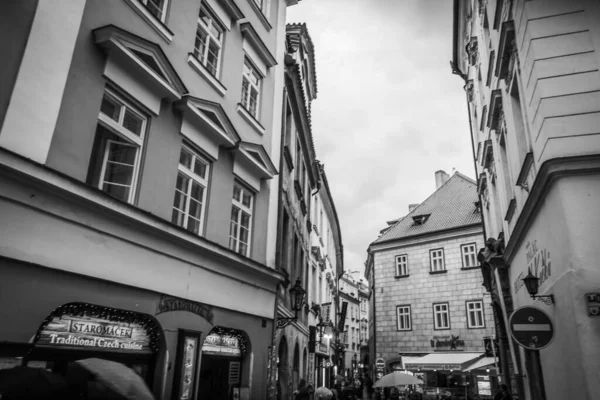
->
<box><xmin>509</xmin><ymin>306</ymin><xmax>554</xmax><ymax>350</ymax></box>
<box><xmin>375</xmin><ymin>358</ymin><xmax>385</xmax><ymax>368</ymax></box>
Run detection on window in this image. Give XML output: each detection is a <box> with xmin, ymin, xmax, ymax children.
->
<box><xmin>395</xmin><ymin>255</ymin><xmax>408</xmax><ymax>276</ymax></box>
<box><xmin>466</xmin><ymin>300</ymin><xmax>485</xmax><ymax>328</ymax></box>
<box><xmin>241</xmin><ymin>58</ymin><xmax>261</xmax><ymax>119</ymax></box>
<box><xmin>229</xmin><ymin>183</ymin><xmax>254</xmax><ymax>256</ymax></box>
<box><xmin>396</xmin><ymin>305</ymin><xmax>412</xmax><ymax>331</ymax></box>
<box><xmin>361</xmin><ymin>298</ymin><xmax>366</xmax><ymax>312</ymax></box>
<box><xmin>141</xmin><ymin>0</ymin><xmax>168</xmax><ymax>22</ymax></box>
<box><xmin>430</xmin><ymin>249</ymin><xmax>445</xmax><ymax>272</ymax></box>
<box><xmin>172</xmin><ymin>146</ymin><xmax>210</xmax><ymax>235</ymax></box>
<box><xmin>461</xmin><ymin>243</ymin><xmax>478</xmax><ymax>268</ymax></box>
<box><xmin>91</xmin><ymin>90</ymin><xmax>147</xmax><ymax>204</ymax></box>
<box><xmin>433</xmin><ymin>303</ymin><xmax>450</xmax><ymax>330</ymax></box>
<box><xmin>194</xmin><ymin>4</ymin><xmax>224</xmax><ymax>77</ymax></box>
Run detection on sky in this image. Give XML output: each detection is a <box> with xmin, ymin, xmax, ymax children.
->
<box><xmin>287</xmin><ymin>0</ymin><xmax>475</xmax><ymax>278</ymax></box>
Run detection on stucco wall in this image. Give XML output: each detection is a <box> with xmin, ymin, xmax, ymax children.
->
<box><xmin>0</xmin><ymin>0</ymin><xmax>38</xmax><ymax>132</ymax></box>
<box><xmin>508</xmin><ymin>174</ymin><xmax>600</xmax><ymax>400</ymax></box>
<box><xmin>41</xmin><ymin>0</ymin><xmax>285</xmax><ymax>262</ymax></box>
<box><xmin>373</xmin><ymin>230</ymin><xmax>494</xmax><ymax>360</ymax></box>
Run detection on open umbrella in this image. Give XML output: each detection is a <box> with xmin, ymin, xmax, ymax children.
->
<box><xmin>75</xmin><ymin>358</ymin><xmax>155</xmax><ymax>400</ymax></box>
<box><xmin>0</xmin><ymin>366</ymin><xmax>69</xmax><ymax>399</ymax></box>
<box><xmin>314</xmin><ymin>386</ymin><xmax>333</xmax><ymax>399</ymax></box>
<box><xmin>373</xmin><ymin>371</ymin><xmax>423</xmax><ymax>388</ymax></box>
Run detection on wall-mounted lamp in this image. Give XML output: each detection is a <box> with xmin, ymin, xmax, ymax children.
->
<box><xmin>276</xmin><ymin>279</ymin><xmax>306</xmax><ymax>329</ymax></box>
<box><xmin>522</xmin><ymin>269</ymin><xmax>554</xmax><ymax>305</ymax></box>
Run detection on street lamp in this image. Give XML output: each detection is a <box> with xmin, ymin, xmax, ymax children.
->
<box><xmin>522</xmin><ymin>269</ymin><xmax>554</xmax><ymax>305</ymax></box>
<box><xmin>276</xmin><ymin>279</ymin><xmax>306</xmax><ymax>329</ymax></box>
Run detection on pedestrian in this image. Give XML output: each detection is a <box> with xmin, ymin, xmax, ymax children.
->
<box><xmin>294</xmin><ymin>379</ymin><xmax>312</xmax><ymax>400</ymax></box>
<box><xmin>493</xmin><ymin>384</ymin><xmax>512</xmax><ymax>400</ymax></box>
<box><xmin>363</xmin><ymin>374</ymin><xmax>374</xmax><ymax>400</ymax></box>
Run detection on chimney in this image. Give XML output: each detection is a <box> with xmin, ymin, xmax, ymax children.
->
<box><xmin>435</xmin><ymin>170</ymin><xmax>450</xmax><ymax>189</ymax></box>
<box><xmin>408</xmin><ymin>204</ymin><xmax>419</xmax><ymax>213</ymax></box>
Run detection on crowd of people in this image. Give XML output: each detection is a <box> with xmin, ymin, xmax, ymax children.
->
<box><xmin>293</xmin><ymin>373</ymin><xmax>375</xmax><ymax>400</ymax></box>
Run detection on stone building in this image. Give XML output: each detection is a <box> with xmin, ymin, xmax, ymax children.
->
<box><xmin>358</xmin><ymin>280</ymin><xmax>370</xmax><ymax>375</ymax></box>
<box><xmin>366</xmin><ymin>171</ymin><xmax>496</xmax><ymax>393</ymax></box>
<box><xmin>0</xmin><ymin>1</ymin><xmax>300</xmax><ymax>399</ymax></box>
<box><xmin>452</xmin><ymin>1</ymin><xmax>600</xmax><ymax>400</ymax></box>
<box><xmin>339</xmin><ymin>274</ymin><xmax>361</xmax><ymax>377</ymax></box>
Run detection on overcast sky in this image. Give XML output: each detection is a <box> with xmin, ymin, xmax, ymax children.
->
<box><xmin>287</xmin><ymin>0</ymin><xmax>475</xmax><ymax>279</ymax></box>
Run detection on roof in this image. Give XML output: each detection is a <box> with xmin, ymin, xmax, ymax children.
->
<box><xmin>373</xmin><ymin>172</ymin><xmax>481</xmax><ymax>244</ymax></box>
<box><xmin>286</xmin><ymin>23</ymin><xmax>318</xmax><ymax>99</ymax></box>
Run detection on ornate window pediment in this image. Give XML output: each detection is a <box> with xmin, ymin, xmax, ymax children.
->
<box><xmin>481</xmin><ymin>139</ymin><xmax>494</xmax><ymax>169</ymax></box>
<box><xmin>93</xmin><ymin>25</ymin><xmax>187</xmax><ymax>108</ymax></box>
<box><xmin>466</xmin><ymin>37</ymin><xmax>479</xmax><ymax>66</ymax></box>
<box><xmin>236</xmin><ymin>141</ymin><xmax>278</xmax><ymax>180</ymax></box>
<box><xmin>240</xmin><ymin>23</ymin><xmax>277</xmax><ymax>68</ymax></box>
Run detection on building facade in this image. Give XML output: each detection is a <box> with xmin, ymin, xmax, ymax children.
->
<box><xmin>366</xmin><ymin>172</ymin><xmax>496</xmax><ymax>395</ymax></box>
<box><xmin>0</xmin><ymin>1</ymin><xmax>300</xmax><ymax>399</ymax></box>
<box><xmin>452</xmin><ymin>1</ymin><xmax>600</xmax><ymax>400</ymax></box>
<box><xmin>339</xmin><ymin>275</ymin><xmax>361</xmax><ymax>378</ymax></box>
<box><xmin>358</xmin><ymin>280</ymin><xmax>370</xmax><ymax>376</ymax></box>
<box><xmin>270</xmin><ymin>21</ymin><xmax>320</xmax><ymax>400</ymax></box>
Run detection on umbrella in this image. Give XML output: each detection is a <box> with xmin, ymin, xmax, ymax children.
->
<box><xmin>0</xmin><ymin>366</ymin><xmax>69</xmax><ymax>399</ymax></box>
<box><xmin>373</xmin><ymin>371</ymin><xmax>423</xmax><ymax>388</ymax></box>
<box><xmin>75</xmin><ymin>358</ymin><xmax>155</xmax><ymax>400</ymax></box>
<box><xmin>314</xmin><ymin>386</ymin><xmax>333</xmax><ymax>399</ymax></box>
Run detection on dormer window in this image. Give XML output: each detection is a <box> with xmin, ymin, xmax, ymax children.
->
<box><xmin>412</xmin><ymin>214</ymin><xmax>430</xmax><ymax>226</ymax></box>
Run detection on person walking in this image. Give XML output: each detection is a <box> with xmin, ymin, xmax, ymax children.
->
<box><xmin>294</xmin><ymin>379</ymin><xmax>313</xmax><ymax>400</ymax></box>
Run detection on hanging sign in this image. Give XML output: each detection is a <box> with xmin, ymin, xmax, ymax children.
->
<box><xmin>37</xmin><ymin>313</ymin><xmax>152</xmax><ymax>353</ymax></box>
<box><xmin>321</xmin><ymin>302</ymin><xmax>332</xmax><ymax>323</ymax></box>
<box><xmin>201</xmin><ymin>333</ymin><xmax>241</xmax><ymax>356</ymax></box>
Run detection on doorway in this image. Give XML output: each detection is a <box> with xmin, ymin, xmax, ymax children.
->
<box><xmin>197</xmin><ymin>355</ymin><xmax>241</xmax><ymax>400</ymax></box>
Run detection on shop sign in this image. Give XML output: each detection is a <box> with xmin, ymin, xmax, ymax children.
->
<box><xmin>156</xmin><ymin>295</ymin><xmax>214</xmax><ymax>324</ymax></box>
<box><xmin>477</xmin><ymin>375</ymin><xmax>491</xmax><ymax>396</ymax></box>
<box><xmin>308</xmin><ymin>353</ymin><xmax>315</xmax><ymax>386</ymax></box>
<box><xmin>321</xmin><ymin>302</ymin><xmax>332</xmax><ymax>323</ymax></box>
<box><xmin>37</xmin><ymin>315</ymin><xmax>152</xmax><ymax>353</ymax></box>
<box><xmin>201</xmin><ymin>333</ymin><xmax>241</xmax><ymax>356</ymax></box>
<box><xmin>404</xmin><ymin>363</ymin><xmax>462</xmax><ymax>371</ymax></box>
<box><xmin>514</xmin><ymin>240</ymin><xmax>552</xmax><ymax>295</ymax></box>
<box><xmin>430</xmin><ymin>335</ymin><xmax>464</xmax><ymax>351</ymax></box>
<box><xmin>315</xmin><ymin>342</ymin><xmax>329</xmax><ymax>356</ymax></box>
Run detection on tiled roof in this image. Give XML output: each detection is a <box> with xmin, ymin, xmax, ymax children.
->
<box><xmin>373</xmin><ymin>172</ymin><xmax>481</xmax><ymax>244</ymax></box>
<box><xmin>286</xmin><ymin>23</ymin><xmax>318</xmax><ymax>99</ymax></box>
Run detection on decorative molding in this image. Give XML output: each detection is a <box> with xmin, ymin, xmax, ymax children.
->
<box><xmin>218</xmin><ymin>0</ymin><xmax>245</xmax><ymax>21</ymax></box>
<box><xmin>188</xmin><ymin>54</ymin><xmax>227</xmax><ymax>97</ymax></box>
<box><xmin>237</xmin><ymin>104</ymin><xmax>266</xmax><ymax>136</ymax></box>
<box><xmin>495</xmin><ymin>20</ymin><xmax>516</xmax><ymax>80</ymax></box>
<box><xmin>466</xmin><ymin>37</ymin><xmax>479</xmax><ymax>66</ymax></box>
<box><xmin>246</xmin><ymin>0</ymin><xmax>272</xmax><ymax>31</ymax></box>
<box><xmin>236</xmin><ymin>141</ymin><xmax>278</xmax><ymax>179</ymax></box>
<box><xmin>240</xmin><ymin>22</ymin><xmax>277</xmax><ymax>67</ymax></box>
<box><xmin>504</xmin><ymin>198</ymin><xmax>517</xmax><ymax>223</ymax></box>
<box><xmin>504</xmin><ymin>154</ymin><xmax>600</xmax><ymax>262</ymax></box>
<box><xmin>516</xmin><ymin>152</ymin><xmax>535</xmax><ymax>192</ymax></box>
<box><xmin>124</xmin><ymin>0</ymin><xmax>174</xmax><ymax>43</ymax></box>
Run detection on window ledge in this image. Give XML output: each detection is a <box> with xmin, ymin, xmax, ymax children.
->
<box><xmin>247</xmin><ymin>0</ymin><xmax>273</xmax><ymax>31</ymax></box>
<box><xmin>461</xmin><ymin>266</ymin><xmax>481</xmax><ymax>271</ymax></box>
<box><xmin>187</xmin><ymin>54</ymin><xmax>227</xmax><ymax>97</ymax></box>
<box><xmin>467</xmin><ymin>326</ymin><xmax>486</xmax><ymax>330</ymax></box>
<box><xmin>124</xmin><ymin>0</ymin><xmax>174</xmax><ymax>43</ymax></box>
<box><xmin>237</xmin><ymin>104</ymin><xmax>266</xmax><ymax>135</ymax></box>
<box><xmin>394</xmin><ymin>275</ymin><xmax>410</xmax><ymax>279</ymax></box>
<box><xmin>429</xmin><ymin>270</ymin><xmax>448</xmax><ymax>275</ymax></box>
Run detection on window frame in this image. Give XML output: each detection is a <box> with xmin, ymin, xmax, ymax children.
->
<box><xmin>140</xmin><ymin>0</ymin><xmax>169</xmax><ymax>23</ymax></box>
<box><xmin>96</xmin><ymin>89</ymin><xmax>148</xmax><ymax>204</ymax></box>
<box><xmin>171</xmin><ymin>144</ymin><xmax>211</xmax><ymax>236</ymax></box>
<box><xmin>433</xmin><ymin>302</ymin><xmax>450</xmax><ymax>330</ymax></box>
<box><xmin>429</xmin><ymin>248</ymin><xmax>446</xmax><ymax>273</ymax></box>
<box><xmin>396</xmin><ymin>305</ymin><xmax>412</xmax><ymax>331</ymax></box>
<box><xmin>466</xmin><ymin>299</ymin><xmax>486</xmax><ymax>329</ymax></box>
<box><xmin>194</xmin><ymin>3</ymin><xmax>225</xmax><ymax>78</ymax></box>
<box><xmin>229</xmin><ymin>182</ymin><xmax>254</xmax><ymax>257</ymax></box>
<box><xmin>461</xmin><ymin>242</ymin><xmax>478</xmax><ymax>269</ymax></box>
<box><xmin>394</xmin><ymin>254</ymin><xmax>409</xmax><ymax>277</ymax></box>
<box><xmin>241</xmin><ymin>57</ymin><xmax>262</xmax><ymax>120</ymax></box>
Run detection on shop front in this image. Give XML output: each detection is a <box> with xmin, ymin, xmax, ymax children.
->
<box><xmin>0</xmin><ymin>259</ymin><xmax>271</xmax><ymax>400</ymax></box>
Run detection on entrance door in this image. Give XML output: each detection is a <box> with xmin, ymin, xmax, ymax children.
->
<box><xmin>198</xmin><ymin>355</ymin><xmax>241</xmax><ymax>400</ymax></box>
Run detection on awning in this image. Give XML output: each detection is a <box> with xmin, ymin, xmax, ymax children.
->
<box><xmin>463</xmin><ymin>357</ymin><xmax>497</xmax><ymax>372</ymax></box>
<box><xmin>404</xmin><ymin>353</ymin><xmax>484</xmax><ymax>371</ymax></box>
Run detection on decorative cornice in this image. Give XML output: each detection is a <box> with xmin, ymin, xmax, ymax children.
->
<box><xmin>217</xmin><ymin>0</ymin><xmax>245</xmax><ymax>21</ymax></box>
<box><xmin>240</xmin><ymin>22</ymin><xmax>277</xmax><ymax>67</ymax></box>
<box><xmin>504</xmin><ymin>154</ymin><xmax>600</xmax><ymax>261</ymax></box>
<box><xmin>286</xmin><ymin>23</ymin><xmax>318</xmax><ymax>99</ymax></box>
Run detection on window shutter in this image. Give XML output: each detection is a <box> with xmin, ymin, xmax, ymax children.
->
<box><xmin>229</xmin><ymin>361</ymin><xmax>241</xmax><ymax>384</ymax></box>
